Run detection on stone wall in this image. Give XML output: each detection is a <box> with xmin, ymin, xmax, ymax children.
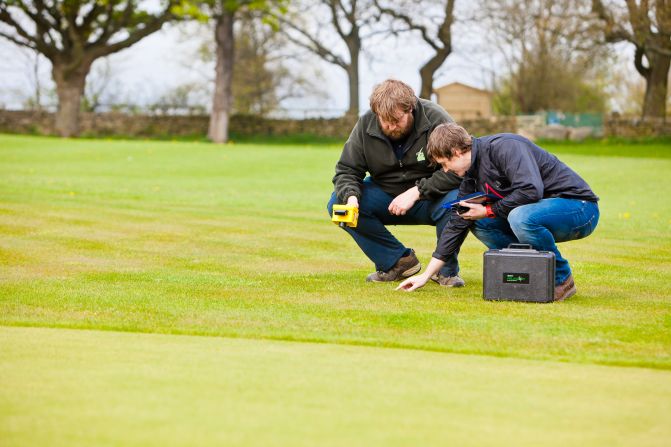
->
<box><xmin>0</xmin><ymin>110</ymin><xmax>54</xmax><ymax>135</ymax></box>
<box><xmin>604</xmin><ymin>117</ymin><xmax>671</xmax><ymax>138</ymax></box>
<box><xmin>1</xmin><ymin>109</ymin><xmax>667</xmax><ymax>140</ymax></box>
<box><xmin>0</xmin><ymin>109</ymin><xmax>357</xmax><ymax>140</ymax></box>
<box><xmin>0</xmin><ymin>109</ymin><xmax>521</xmax><ymax>140</ymax></box>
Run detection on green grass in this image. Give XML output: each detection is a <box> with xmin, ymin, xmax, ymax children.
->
<box><xmin>2</xmin><ymin>326</ymin><xmax>670</xmax><ymax>447</ymax></box>
<box><xmin>1</xmin><ymin>133</ymin><xmax>670</xmax><ymax>445</ymax></box>
<box><xmin>538</xmin><ymin>136</ymin><xmax>671</xmax><ymax>159</ymax></box>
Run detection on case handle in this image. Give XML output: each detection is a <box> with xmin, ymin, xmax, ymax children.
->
<box><xmin>507</xmin><ymin>243</ymin><xmax>533</xmax><ymax>250</ymax></box>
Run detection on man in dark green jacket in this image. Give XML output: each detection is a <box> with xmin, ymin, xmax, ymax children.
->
<box><xmin>327</xmin><ymin>79</ymin><xmax>464</xmax><ymax>285</ymax></box>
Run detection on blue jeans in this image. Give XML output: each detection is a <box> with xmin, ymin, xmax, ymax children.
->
<box><xmin>472</xmin><ymin>198</ymin><xmax>600</xmax><ymax>284</ymax></box>
<box><xmin>327</xmin><ymin>178</ymin><xmax>460</xmax><ymax>276</ymax></box>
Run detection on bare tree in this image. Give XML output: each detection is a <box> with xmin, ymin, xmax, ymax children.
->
<box><xmin>82</xmin><ymin>59</ymin><xmax>117</xmax><ymax>112</ymax></box>
<box><xmin>277</xmin><ymin>0</ymin><xmax>376</xmax><ymax>116</ymax></box>
<box><xmin>480</xmin><ymin>0</ymin><xmax>608</xmax><ymax>114</ymax></box>
<box><xmin>150</xmin><ymin>82</ymin><xmax>208</xmax><ymax>115</ymax></box>
<box><xmin>592</xmin><ymin>0</ymin><xmax>671</xmax><ymax>118</ymax></box>
<box><xmin>374</xmin><ymin>0</ymin><xmax>456</xmax><ymax>99</ymax></box>
<box><xmin>209</xmin><ymin>4</ymin><xmax>235</xmax><ymax>142</ymax></box>
<box><xmin>171</xmin><ymin>15</ymin><xmax>325</xmax><ymax>121</ymax></box>
<box><xmin>0</xmin><ymin>1</ymin><xmax>179</xmax><ymax>137</ymax></box>
<box><xmin>232</xmin><ymin>13</ymin><xmax>325</xmax><ymax>116</ymax></box>
<box><xmin>606</xmin><ymin>51</ymin><xmax>647</xmax><ymax>114</ymax></box>
<box><xmin>202</xmin><ymin>0</ymin><xmax>287</xmax><ymax>143</ymax></box>
<box><xmin>7</xmin><ymin>45</ymin><xmax>51</xmax><ymax>110</ymax></box>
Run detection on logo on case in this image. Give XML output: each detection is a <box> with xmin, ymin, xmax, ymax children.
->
<box><xmin>503</xmin><ymin>273</ymin><xmax>530</xmax><ymax>284</ymax></box>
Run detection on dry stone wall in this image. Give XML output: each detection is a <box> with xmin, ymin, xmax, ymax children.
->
<box><xmin>1</xmin><ymin>109</ymin><xmax>668</xmax><ymax>140</ymax></box>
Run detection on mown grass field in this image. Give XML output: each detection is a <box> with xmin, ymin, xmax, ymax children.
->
<box><xmin>1</xmin><ymin>134</ymin><xmax>670</xmax><ymax>446</ymax></box>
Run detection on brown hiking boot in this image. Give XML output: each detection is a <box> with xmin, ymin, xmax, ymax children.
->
<box><xmin>554</xmin><ymin>275</ymin><xmax>576</xmax><ymax>301</ymax></box>
<box><xmin>430</xmin><ymin>274</ymin><xmax>466</xmax><ymax>288</ymax></box>
<box><xmin>366</xmin><ymin>250</ymin><xmax>421</xmax><ymax>282</ymax></box>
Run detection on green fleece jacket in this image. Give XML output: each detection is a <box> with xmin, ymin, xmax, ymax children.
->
<box><xmin>332</xmin><ymin>98</ymin><xmax>462</xmax><ymax>203</ymax></box>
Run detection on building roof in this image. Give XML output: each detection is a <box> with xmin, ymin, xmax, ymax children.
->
<box><xmin>433</xmin><ymin>82</ymin><xmax>493</xmax><ymax>96</ymax></box>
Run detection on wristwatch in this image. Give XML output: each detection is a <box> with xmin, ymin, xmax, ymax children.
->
<box><xmin>485</xmin><ymin>205</ymin><xmax>496</xmax><ymax>219</ymax></box>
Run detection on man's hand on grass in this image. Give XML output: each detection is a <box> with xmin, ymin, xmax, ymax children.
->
<box><xmin>346</xmin><ymin>196</ymin><xmax>359</xmax><ymax>208</ymax></box>
<box><xmin>389</xmin><ymin>186</ymin><xmax>420</xmax><ymax>216</ymax></box>
<box><xmin>396</xmin><ymin>274</ymin><xmax>429</xmax><ymax>292</ymax></box>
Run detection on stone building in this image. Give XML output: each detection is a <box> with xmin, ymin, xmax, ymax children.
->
<box><xmin>433</xmin><ymin>82</ymin><xmax>493</xmax><ymax>121</ymax></box>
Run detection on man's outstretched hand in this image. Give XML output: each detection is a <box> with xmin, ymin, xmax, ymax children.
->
<box><xmin>396</xmin><ymin>274</ymin><xmax>429</xmax><ymax>292</ymax></box>
<box><xmin>389</xmin><ymin>186</ymin><xmax>420</xmax><ymax>216</ymax></box>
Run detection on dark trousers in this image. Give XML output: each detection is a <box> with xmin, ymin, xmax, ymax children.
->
<box><xmin>327</xmin><ymin>178</ymin><xmax>460</xmax><ymax>276</ymax></box>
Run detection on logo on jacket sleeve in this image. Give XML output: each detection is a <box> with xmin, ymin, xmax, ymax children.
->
<box><xmin>416</xmin><ymin>148</ymin><xmax>426</xmax><ymax>162</ymax></box>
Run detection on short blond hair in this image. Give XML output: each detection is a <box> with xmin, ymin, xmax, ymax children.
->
<box><xmin>427</xmin><ymin>123</ymin><xmax>472</xmax><ymax>162</ymax></box>
<box><xmin>369</xmin><ymin>79</ymin><xmax>416</xmax><ymax>122</ymax></box>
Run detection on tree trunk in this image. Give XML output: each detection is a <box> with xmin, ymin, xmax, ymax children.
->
<box><xmin>346</xmin><ymin>36</ymin><xmax>360</xmax><ymax>117</ymax></box>
<box><xmin>209</xmin><ymin>12</ymin><xmax>235</xmax><ymax>143</ymax></box>
<box><xmin>641</xmin><ymin>51</ymin><xmax>670</xmax><ymax>119</ymax></box>
<box><xmin>419</xmin><ymin>50</ymin><xmax>450</xmax><ymax>100</ymax></box>
<box><xmin>52</xmin><ymin>62</ymin><xmax>90</xmax><ymax>137</ymax></box>
<box><xmin>419</xmin><ymin>0</ymin><xmax>454</xmax><ymax>100</ymax></box>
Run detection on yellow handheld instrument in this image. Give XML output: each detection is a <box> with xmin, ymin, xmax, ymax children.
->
<box><xmin>331</xmin><ymin>204</ymin><xmax>359</xmax><ymax>228</ymax></box>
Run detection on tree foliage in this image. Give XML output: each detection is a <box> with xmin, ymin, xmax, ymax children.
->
<box><xmin>0</xmin><ymin>0</ymin><xmax>181</xmax><ymax>136</ymax></box>
<box><xmin>231</xmin><ymin>15</ymin><xmax>321</xmax><ymax>116</ymax></box>
<box><xmin>186</xmin><ymin>10</ymin><xmax>320</xmax><ymax>117</ymax></box>
<box><xmin>482</xmin><ymin>0</ymin><xmax>610</xmax><ymax>114</ymax></box>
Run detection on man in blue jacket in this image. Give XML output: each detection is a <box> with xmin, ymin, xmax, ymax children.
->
<box><xmin>397</xmin><ymin>123</ymin><xmax>600</xmax><ymax>301</ymax></box>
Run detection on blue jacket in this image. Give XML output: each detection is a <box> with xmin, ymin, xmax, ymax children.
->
<box><xmin>433</xmin><ymin>133</ymin><xmax>599</xmax><ymax>261</ymax></box>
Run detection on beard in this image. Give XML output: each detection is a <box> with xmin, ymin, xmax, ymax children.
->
<box><xmin>382</xmin><ymin>114</ymin><xmax>414</xmax><ymax>141</ymax></box>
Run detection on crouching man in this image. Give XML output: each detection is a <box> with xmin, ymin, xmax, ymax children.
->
<box><xmin>327</xmin><ymin>79</ymin><xmax>464</xmax><ymax>286</ymax></box>
<box><xmin>397</xmin><ymin>123</ymin><xmax>600</xmax><ymax>301</ymax></box>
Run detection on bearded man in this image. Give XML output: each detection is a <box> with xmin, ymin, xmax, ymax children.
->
<box><xmin>327</xmin><ymin>79</ymin><xmax>464</xmax><ymax>285</ymax></box>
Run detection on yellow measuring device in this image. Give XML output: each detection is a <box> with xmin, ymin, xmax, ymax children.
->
<box><xmin>331</xmin><ymin>204</ymin><xmax>359</xmax><ymax>228</ymax></box>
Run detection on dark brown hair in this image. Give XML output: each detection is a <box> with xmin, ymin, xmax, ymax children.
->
<box><xmin>427</xmin><ymin>123</ymin><xmax>472</xmax><ymax>162</ymax></box>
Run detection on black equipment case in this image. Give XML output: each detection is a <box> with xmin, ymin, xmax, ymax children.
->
<box><xmin>483</xmin><ymin>244</ymin><xmax>555</xmax><ymax>303</ymax></box>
